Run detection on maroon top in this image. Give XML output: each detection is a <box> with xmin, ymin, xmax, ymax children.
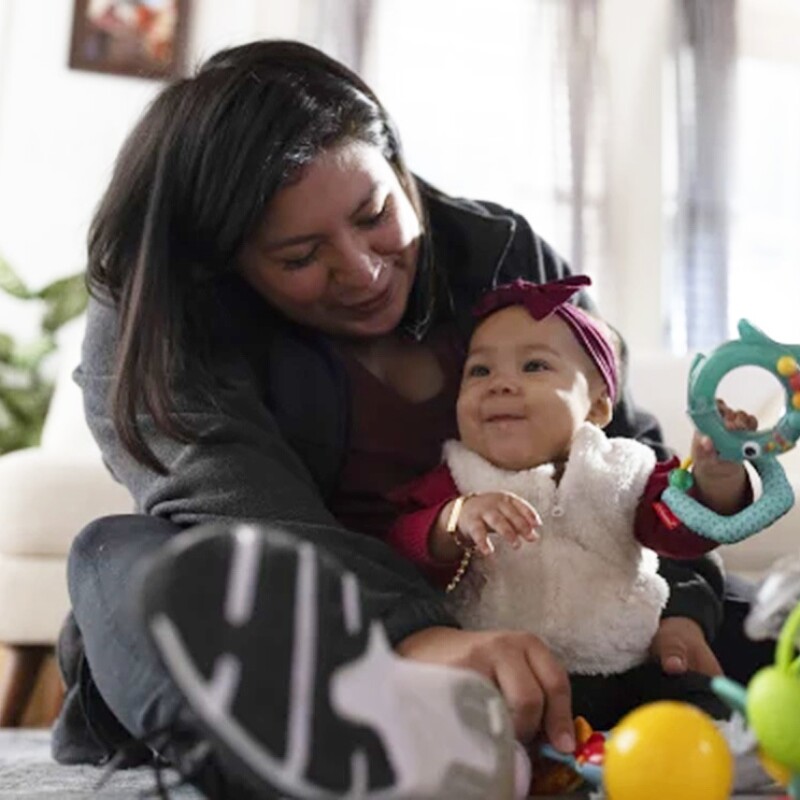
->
<box><xmin>327</xmin><ymin>325</ymin><xmax>463</xmax><ymax>540</ymax></box>
<box><xmin>386</xmin><ymin>459</ymin><xmax>718</xmax><ymax>590</ymax></box>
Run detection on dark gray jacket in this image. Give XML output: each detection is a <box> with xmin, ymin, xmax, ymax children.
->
<box><xmin>76</xmin><ymin>181</ymin><xmax>724</xmax><ymax>639</ymax></box>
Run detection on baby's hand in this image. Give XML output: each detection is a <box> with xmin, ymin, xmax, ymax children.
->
<box><xmin>457</xmin><ymin>492</ymin><xmax>541</xmax><ymax>556</ymax></box>
<box><xmin>691</xmin><ymin>398</ymin><xmax>757</xmax><ymax>482</ymax></box>
<box><xmin>689</xmin><ymin>399</ymin><xmax>757</xmax><ymax>515</ymax></box>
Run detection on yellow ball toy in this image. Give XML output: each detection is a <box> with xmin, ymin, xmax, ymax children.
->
<box><xmin>604</xmin><ymin>701</ymin><xmax>734</xmax><ymax>800</ymax></box>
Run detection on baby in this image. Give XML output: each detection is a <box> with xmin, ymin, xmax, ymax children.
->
<box><xmin>387</xmin><ymin>275</ymin><xmax>755</xmax><ymax>727</ymax></box>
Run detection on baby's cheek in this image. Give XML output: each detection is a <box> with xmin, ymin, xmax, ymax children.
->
<box><xmin>455</xmin><ymin>395</ymin><xmax>477</xmax><ymax>442</ymax></box>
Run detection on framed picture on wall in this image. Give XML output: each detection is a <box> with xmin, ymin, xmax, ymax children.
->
<box><xmin>68</xmin><ymin>0</ymin><xmax>190</xmax><ymax>80</ymax></box>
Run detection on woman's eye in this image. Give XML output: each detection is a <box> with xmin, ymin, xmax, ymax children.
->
<box><xmin>357</xmin><ymin>198</ymin><xmax>391</xmax><ymax>229</ymax></box>
<box><xmin>282</xmin><ymin>249</ymin><xmax>318</xmax><ymax>270</ymax></box>
<box><xmin>523</xmin><ymin>359</ymin><xmax>548</xmax><ymax>373</ymax></box>
<box><xmin>467</xmin><ymin>364</ymin><xmax>490</xmax><ymax>378</ymax></box>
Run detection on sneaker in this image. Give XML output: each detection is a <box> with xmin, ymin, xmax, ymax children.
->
<box><xmin>138</xmin><ymin>522</ymin><xmax>518</xmax><ymax>799</ymax></box>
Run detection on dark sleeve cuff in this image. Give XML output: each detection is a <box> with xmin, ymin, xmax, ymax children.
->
<box><xmin>659</xmin><ymin>557</ymin><xmax>725</xmax><ymax>643</ymax></box>
<box><xmin>381</xmin><ymin>597</ymin><xmax>461</xmax><ymax>648</ymax></box>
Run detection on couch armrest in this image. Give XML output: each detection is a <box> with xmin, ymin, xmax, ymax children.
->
<box><xmin>0</xmin><ymin>447</ymin><xmax>133</xmax><ymax>558</ymax></box>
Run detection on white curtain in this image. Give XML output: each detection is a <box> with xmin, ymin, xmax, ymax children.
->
<box><xmin>361</xmin><ymin>0</ymin><xmax>605</xmax><ymax>281</ymax></box>
<box><xmin>672</xmin><ymin>0</ymin><xmax>737</xmax><ymax>350</ymax></box>
<box><xmin>311</xmin><ymin>0</ymin><xmax>375</xmax><ymax>73</ymax></box>
<box><xmin>562</xmin><ymin>0</ymin><xmax>602</xmax><ymax>275</ymax></box>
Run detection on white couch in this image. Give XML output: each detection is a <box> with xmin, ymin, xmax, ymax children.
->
<box><xmin>0</xmin><ymin>319</ymin><xmax>132</xmax><ymax>725</ymax></box>
<box><xmin>629</xmin><ymin>352</ymin><xmax>800</xmax><ymax>581</ymax></box>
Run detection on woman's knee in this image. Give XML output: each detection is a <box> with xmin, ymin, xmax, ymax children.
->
<box><xmin>68</xmin><ymin>514</ymin><xmax>180</xmax><ymax>612</ymax></box>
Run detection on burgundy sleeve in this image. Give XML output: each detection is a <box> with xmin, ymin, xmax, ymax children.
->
<box><xmin>634</xmin><ymin>458</ymin><xmax>719</xmax><ymax>559</ymax></box>
<box><xmin>385</xmin><ymin>464</ymin><xmax>463</xmax><ymax>588</ymax></box>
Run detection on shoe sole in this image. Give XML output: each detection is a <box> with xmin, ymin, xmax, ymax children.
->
<box><xmin>140</xmin><ymin>523</ymin><xmax>514</xmax><ymax>799</ymax></box>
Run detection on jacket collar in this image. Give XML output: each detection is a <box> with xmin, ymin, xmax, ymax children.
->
<box><xmin>400</xmin><ymin>180</ymin><xmax>518</xmax><ymax>341</ymax></box>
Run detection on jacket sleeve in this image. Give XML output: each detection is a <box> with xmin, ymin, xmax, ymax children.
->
<box><xmin>495</xmin><ymin>210</ymin><xmax>726</xmax><ymax>639</ymax></box>
<box><xmin>76</xmin><ymin>297</ymin><xmax>459</xmax><ymax>645</ymax></box>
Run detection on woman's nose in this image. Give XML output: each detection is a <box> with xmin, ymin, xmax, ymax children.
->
<box><xmin>331</xmin><ymin>241</ymin><xmax>383</xmax><ymax>290</ymax></box>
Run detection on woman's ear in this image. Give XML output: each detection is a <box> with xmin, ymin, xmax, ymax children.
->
<box><xmin>588</xmin><ymin>392</ymin><xmax>613</xmax><ymax>428</ymax></box>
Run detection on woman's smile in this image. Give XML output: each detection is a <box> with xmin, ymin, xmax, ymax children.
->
<box><xmin>338</xmin><ymin>279</ymin><xmax>396</xmax><ymax>318</ymax></box>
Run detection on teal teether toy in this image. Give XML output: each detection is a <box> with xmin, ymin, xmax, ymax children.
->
<box><xmin>662</xmin><ymin>319</ymin><xmax>800</xmax><ymax>544</ymax></box>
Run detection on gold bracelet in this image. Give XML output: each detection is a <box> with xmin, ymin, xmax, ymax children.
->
<box><xmin>445</xmin><ymin>547</ymin><xmax>473</xmax><ymax>594</ymax></box>
<box><xmin>445</xmin><ymin>493</ymin><xmax>475</xmax><ymax>539</ymax></box>
<box><xmin>444</xmin><ymin>494</ymin><xmax>476</xmax><ymax>593</ymax></box>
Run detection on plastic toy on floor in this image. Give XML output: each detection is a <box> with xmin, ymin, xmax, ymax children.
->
<box><xmin>533</xmin><ymin>702</ymin><xmax>733</xmax><ymax>799</ymax></box>
<box><xmin>713</xmin><ymin>574</ymin><xmax>800</xmax><ymax>799</ymax></box>
<box><xmin>531</xmin><ymin>716</ymin><xmax>605</xmax><ymax>794</ymax></box>
<box><xmin>661</xmin><ymin>319</ymin><xmax>800</xmax><ymax>544</ymax></box>
<box><xmin>602</xmin><ymin>701</ymin><xmax>733</xmax><ymax>800</ymax></box>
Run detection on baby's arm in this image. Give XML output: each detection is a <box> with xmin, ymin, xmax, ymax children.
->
<box><xmin>690</xmin><ymin>398</ymin><xmax>756</xmax><ymax>515</ymax></box>
<box><xmin>430</xmin><ymin>492</ymin><xmax>541</xmax><ymax>560</ymax></box>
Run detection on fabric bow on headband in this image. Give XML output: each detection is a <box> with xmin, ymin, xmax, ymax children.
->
<box><xmin>471</xmin><ymin>275</ymin><xmax>618</xmax><ymax>403</ymax></box>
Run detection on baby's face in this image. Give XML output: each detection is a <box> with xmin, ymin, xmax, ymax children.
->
<box><xmin>457</xmin><ymin>306</ymin><xmax>609</xmax><ymax>470</ymax></box>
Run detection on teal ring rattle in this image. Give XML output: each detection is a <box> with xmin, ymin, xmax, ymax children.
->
<box><xmin>662</xmin><ymin>319</ymin><xmax>800</xmax><ymax>544</ymax></box>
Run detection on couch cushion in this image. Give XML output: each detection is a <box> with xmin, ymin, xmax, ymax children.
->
<box><xmin>0</xmin><ymin>449</ymin><xmax>132</xmax><ymax>557</ymax></box>
<box><xmin>0</xmin><ymin>555</ymin><xmax>69</xmax><ymax>644</ymax></box>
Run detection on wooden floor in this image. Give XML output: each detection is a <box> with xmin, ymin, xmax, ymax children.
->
<box><xmin>0</xmin><ymin>646</ymin><xmax>63</xmax><ymax>728</ymax></box>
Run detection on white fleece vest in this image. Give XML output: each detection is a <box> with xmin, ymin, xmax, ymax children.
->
<box><xmin>444</xmin><ymin>423</ymin><xmax>669</xmax><ymax>675</ymax></box>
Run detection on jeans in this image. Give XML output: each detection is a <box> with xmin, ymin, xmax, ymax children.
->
<box><xmin>65</xmin><ymin>515</ymin><xmax>185</xmax><ymax>741</ymax></box>
<box><xmin>56</xmin><ymin>512</ymin><xmax>456</xmax><ymax>763</ymax></box>
<box><xmin>57</xmin><ymin>514</ymin><xmax>775</xmax><ymax>761</ymax></box>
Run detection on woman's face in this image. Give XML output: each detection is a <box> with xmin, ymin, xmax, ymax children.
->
<box><xmin>238</xmin><ymin>140</ymin><xmax>421</xmax><ymax>339</ymax></box>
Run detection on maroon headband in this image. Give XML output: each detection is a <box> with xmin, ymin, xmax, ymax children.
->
<box><xmin>472</xmin><ymin>275</ymin><xmax>618</xmax><ymax>402</ymax></box>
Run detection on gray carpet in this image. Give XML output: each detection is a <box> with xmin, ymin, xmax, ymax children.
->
<box><xmin>0</xmin><ymin>729</ymin><xmax>201</xmax><ymax>798</ymax></box>
<box><xmin>0</xmin><ymin>729</ymin><xmax>788</xmax><ymax>798</ymax></box>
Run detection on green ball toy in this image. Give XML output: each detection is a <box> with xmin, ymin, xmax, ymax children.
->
<box><xmin>746</xmin><ymin>604</ymin><xmax>800</xmax><ymax>772</ymax></box>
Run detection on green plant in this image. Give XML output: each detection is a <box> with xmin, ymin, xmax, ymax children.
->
<box><xmin>0</xmin><ymin>254</ymin><xmax>88</xmax><ymax>455</ymax></box>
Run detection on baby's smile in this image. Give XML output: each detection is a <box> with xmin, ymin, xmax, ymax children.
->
<box><xmin>484</xmin><ymin>412</ymin><xmax>527</xmax><ymax>423</ymax></box>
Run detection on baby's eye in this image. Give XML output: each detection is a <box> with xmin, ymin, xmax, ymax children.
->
<box><xmin>466</xmin><ymin>363</ymin><xmax>490</xmax><ymax>378</ymax></box>
<box><xmin>523</xmin><ymin>359</ymin><xmax>549</xmax><ymax>373</ymax></box>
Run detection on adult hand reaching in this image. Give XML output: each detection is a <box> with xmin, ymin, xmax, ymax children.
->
<box><xmin>396</xmin><ymin>626</ymin><xmax>575</xmax><ymax>751</ymax></box>
<box><xmin>649</xmin><ymin>616</ymin><xmax>723</xmax><ymax>677</ymax></box>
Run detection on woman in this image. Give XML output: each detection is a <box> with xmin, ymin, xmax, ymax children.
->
<box><xmin>53</xmin><ymin>40</ymin><xmax>729</xmax><ymax>799</ymax></box>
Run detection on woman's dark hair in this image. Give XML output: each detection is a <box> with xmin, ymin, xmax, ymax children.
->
<box><xmin>89</xmin><ymin>40</ymin><xmax>421</xmax><ymax>473</ymax></box>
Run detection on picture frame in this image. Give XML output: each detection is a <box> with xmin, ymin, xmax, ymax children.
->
<box><xmin>68</xmin><ymin>0</ymin><xmax>190</xmax><ymax>81</ymax></box>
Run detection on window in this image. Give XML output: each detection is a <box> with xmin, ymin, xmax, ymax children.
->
<box><xmin>666</xmin><ymin>0</ymin><xmax>800</xmax><ymax>351</ymax></box>
<box><xmin>728</xmin><ymin>54</ymin><xmax>800</xmax><ymax>345</ymax></box>
<box><xmin>365</xmin><ymin>0</ymin><xmax>605</xmax><ymax>281</ymax></box>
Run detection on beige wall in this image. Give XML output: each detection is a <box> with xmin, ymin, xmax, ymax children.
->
<box><xmin>0</xmin><ymin>0</ymin><xmax>311</xmax><ymax>339</ymax></box>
